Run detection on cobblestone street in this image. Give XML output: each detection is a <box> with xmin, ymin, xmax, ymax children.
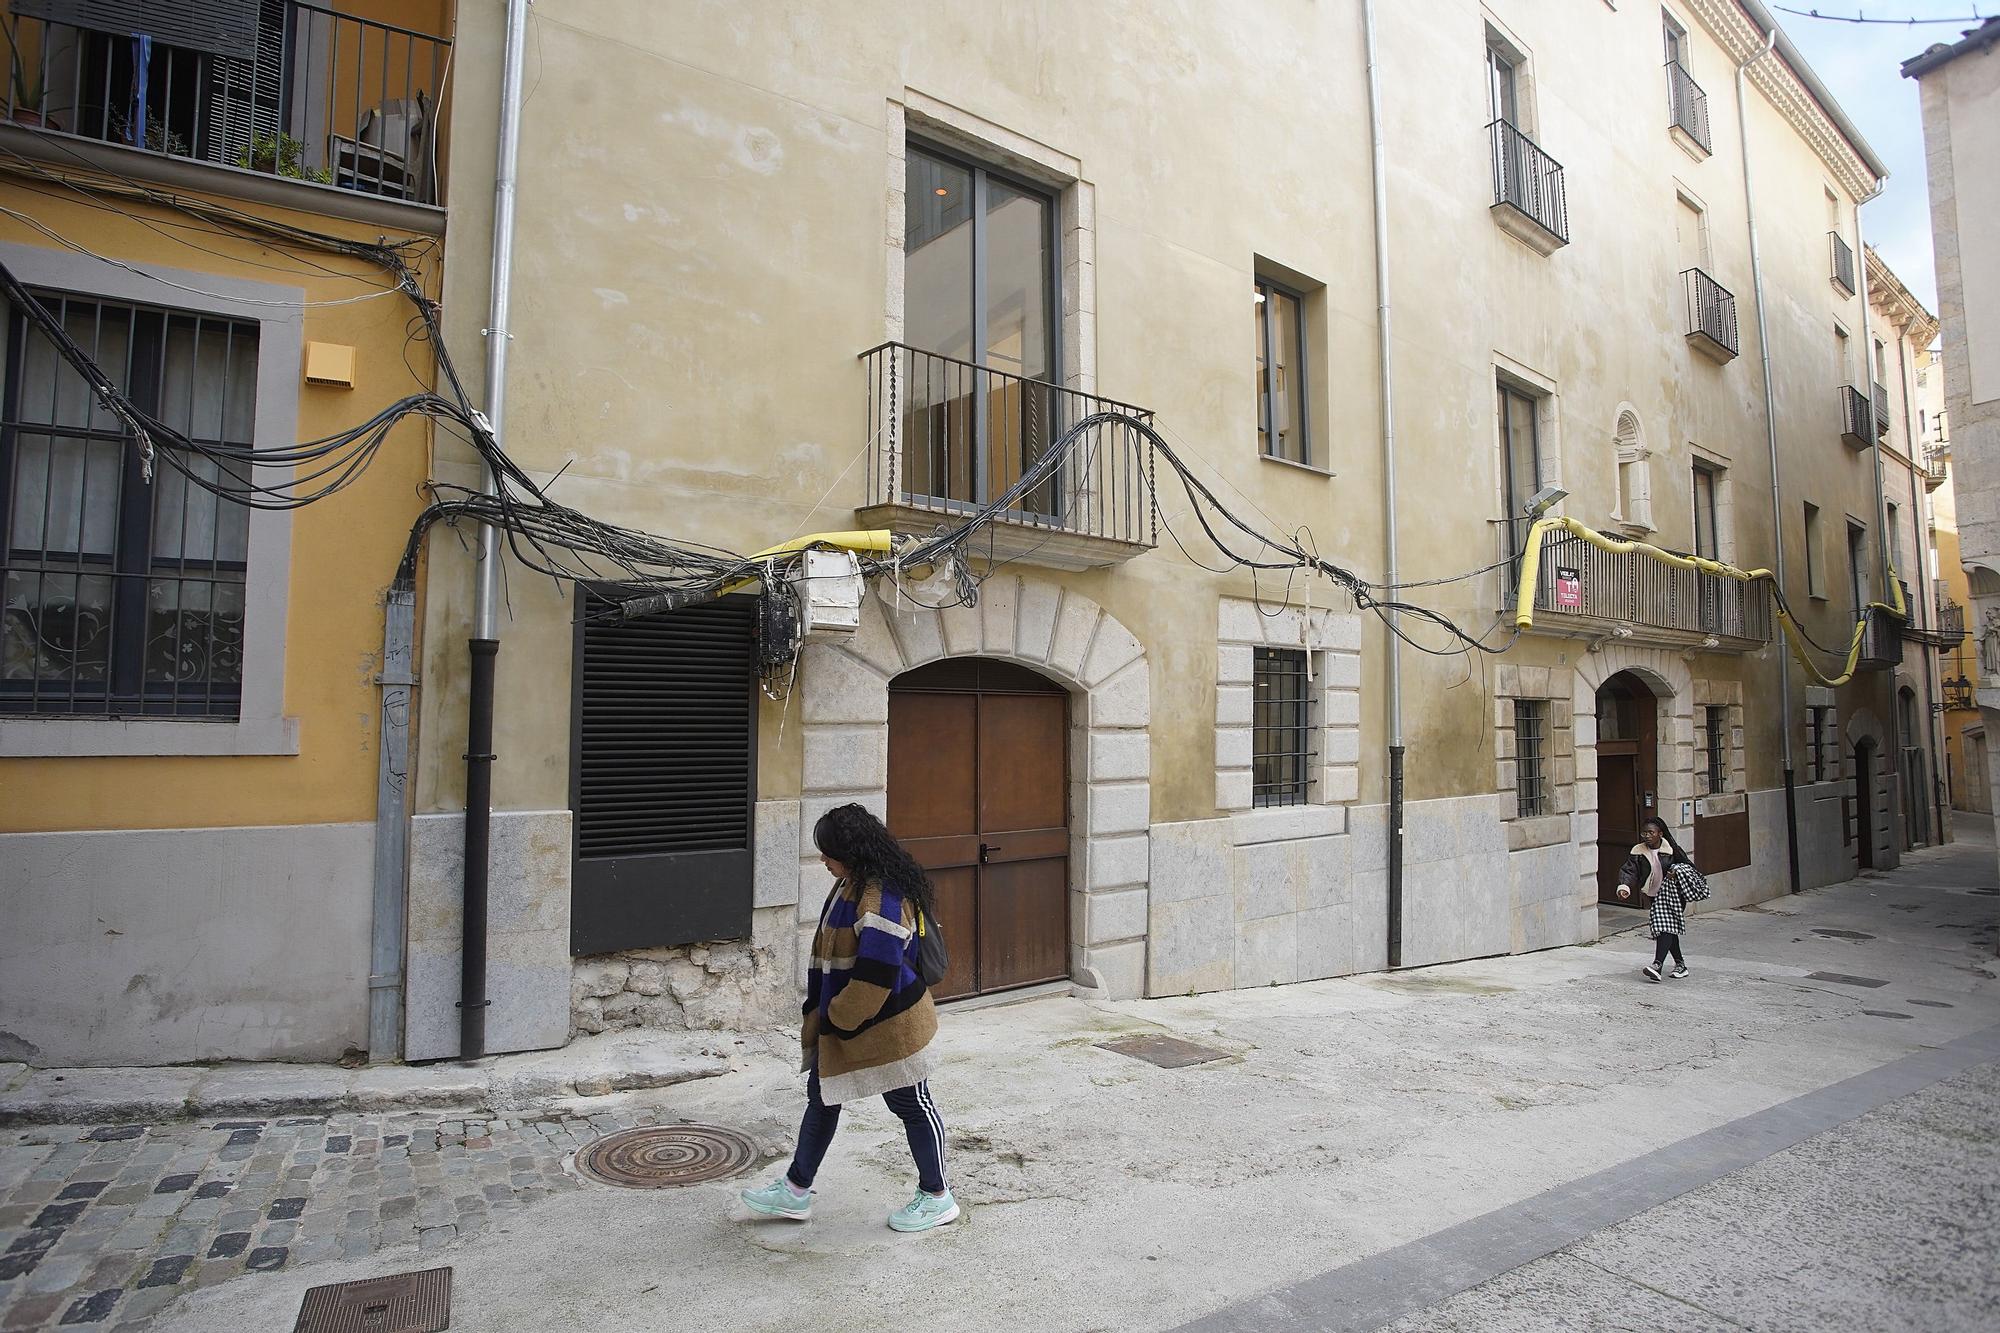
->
<box><xmin>0</xmin><ymin>1106</ymin><xmax>666</xmax><ymax>1330</ymax></box>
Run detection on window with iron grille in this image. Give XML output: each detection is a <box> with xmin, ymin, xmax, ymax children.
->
<box><xmin>1705</xmin><ymin>704</ymin><xmax>1728</xmax><ymax>792</ymax></box>
<box><xmin>1252</xmin><ymin>647</ymin><xmax>1312</xmax><ymax>807</ymax></box>
<box><xmin>1807</xmin><ymin>706</ymin><xmax>1833</xmax><ymax>781</ymax></box>
<box><xmin>3</xmin><ymin>290</ymin><xmax>257</xmax><ymax>718</ymax></box>
<box><xmin>1514</xmin><ymin>698</ymin><xmax>1547</xmax><ymax>817</ymax></box>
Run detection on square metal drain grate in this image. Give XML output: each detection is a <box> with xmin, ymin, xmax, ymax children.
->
<box><xmin>1805</xmin><ymin>971</ymin><xmax>1889</xmax><ymax>989</ymax></box>
<box><xmin>1097</xmin><ymin>1034</ymin><xmax>1232</xmax><ymax>1068</ymax></box>
<box><xmin>295</xmin><ymin>1267</ymin><xmax>451</xmax><ymax>1333</ymax></box>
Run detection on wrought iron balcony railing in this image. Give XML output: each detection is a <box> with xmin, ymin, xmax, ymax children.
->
<box><xmin>1936</xmin><ymin>597</ymin><xmax>1966</xmax><ymax>648</ymax></box>
<box><xmin>1856</xmin><ymin>604</ymin><xmax>1901</xmax><ymax>672</ymax></box>
<box><xmin>1841</xmin><ymin>385</ymin><xmax>1875</xmax><ymax>448</ymax></box>
<box><xmin>1512</xmin><ymin>526</ymin><xmax>1772</xmax><ymax>649</ymax></box>
<box><xmin>1682</xmin><ymin>268</ymin><xmax>1738</xmax><ymax>361</ymax></box>
<box><xmin>0</xmin><ymin>3</ymin><xmax>450</xmax><ymax>204</ymax></box>
<box><xmin>859</xmin><ymin>342</ymin><xmax>1157</xmax><ymax>569</ymax></box>
<box><xmin>1666</xmin><ymin>61</ymin><xmax>1711</xmax><ymax>153</ymax></box>
<box><xmin>1488</xmin><ymin>118</ymin><xmax>1569</xmax><ymax>249</ymax></box>
<box><xmin>1830</xmin><ymin>232</ymin><xmax>1856</xmax><ymax>295</ymax></box>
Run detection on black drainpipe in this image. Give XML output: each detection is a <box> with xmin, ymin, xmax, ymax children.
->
<box><xmin>459</xmin><ymin>638</ymin><xmax>498</xmax><ymax>1059</ymax></box>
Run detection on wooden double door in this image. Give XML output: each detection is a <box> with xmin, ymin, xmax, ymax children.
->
<box><xmin>888</xmin><ymin>659</ymin><xmax>1070</xmax><ymax>1001</ymax></box>
<box><xmin>1595</xmin><ymin>672</ymin><xmax>1659</xmax><ymax>903</ymax></box>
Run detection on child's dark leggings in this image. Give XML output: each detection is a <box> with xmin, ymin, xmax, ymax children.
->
<box><xmin>786</xmin><ymin>1068</ymin><xmax>946</xmax><ymax>1195</ymax></box>
<box><xmin>1653</xmin><ymin>933</ymin><xmax>1685</xmax><ymax>967</ymax></box>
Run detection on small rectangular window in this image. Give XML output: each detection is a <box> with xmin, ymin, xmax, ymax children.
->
<box><xmin>1254</xmin><ymin>278</ymin><xmax>1311</xmax><ymax>466</ymax></box>
<box><xmin>1807</xmin><ymin>706</ymin><xmax>1834</xmax><ymax>782</ymax></box>
<box><xmin>1804</xmin><ymin>502</ymin><xmax>1824</xmax><ymax>597</ymax></box>
<box><xmin>1662</xmin><ymin>12</ymin><xmax>1687</xmax><ymax>65</ymax></box>
<box><xmin>1514</xmin><ymin>699</ymin><xmax>1547</xmax><ymax>817</ymax></box>
<box><xmin>1252</xmin><ymin>647</ymin><xmax>1312</xmax><ymax>808</ymax></box>
<box><xmin>1705</xmin><ymin>705</ymin><xmax>1728</xmax><ymax>792</ymax></box>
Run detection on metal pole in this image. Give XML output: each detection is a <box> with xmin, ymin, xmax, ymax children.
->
<box><xmin>1364</xmin><ymin>0</ymin><xmax>1404</xmax><ymax>967</ymax></box>
<box><xmin>460</xmin><ymin>0</ymin><xmax>533</xmax><ymax>1060</ymax></box>
<box><xmin>367</xmin><ymin>585</ymin><xmax>415</xmax><ymax>1062</ymax></box>
<box><xmin>1735</xmin><ymin>30</ymin><xmax>1801</xmax><ymax>893</ymax></box>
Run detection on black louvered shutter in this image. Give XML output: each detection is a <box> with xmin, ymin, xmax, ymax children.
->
<box><xmin>15</xmin><ymin>1</ymin><xmax>260</xmax><ymax>59</ymax></box>
<box><xmin>570</xmin><ymin>593</ymin><xmax>758</xmax><ymax>955</ymax></box>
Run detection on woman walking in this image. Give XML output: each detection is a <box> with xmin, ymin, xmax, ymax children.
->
<box><xmin>1616</xmin><ymin>815</ymin><xmax>1705</xmax><ymax>982</ymax></box>
<box><xmin>739</xmin><ymin>803</ymin><xmax>958</xmax><ymax>1232</ymax></box>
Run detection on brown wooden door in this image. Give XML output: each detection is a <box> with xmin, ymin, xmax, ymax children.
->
<box><xmin>1595</xmin><ymin>674</ymin><xmax>1659</xmax><ymax>902</ymax></box>
<box><xmin>888</xmin><ymin>660</ymin><xmax>1069</xmax><ymax>1001</ymax></box>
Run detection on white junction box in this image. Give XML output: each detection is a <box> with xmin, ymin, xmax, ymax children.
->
<box><xmin>799</xmin><ymin>549</ymin><xmax>863</xmax><ymax>635</ymax></box>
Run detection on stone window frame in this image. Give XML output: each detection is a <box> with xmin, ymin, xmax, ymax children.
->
<box><xmin>1805</xmin><ymin>687</ymin><xmax>1842</xmax><ymax>783</ymax></box>
<box><xmin>1215</xmin><ymin>597</ymin><xmax>1360</xmax><ymax>815</ymax></box>
<box><xmin>1692</xmin><ymin>679</ymin><xmax>1746</xmax><ymax>802</ymax></box>
<box><xmin>0</xmin><ymin>240</ymin><xmax>299</xmax><ymax>758</ymax></box>
<box><xmin>884</xmin><ymin>92</ymin><xmax>1096</xmax><ymax>394</ymax></box>
<box><xmin>1492</xmin><ymin>664</ymin><xmax>1574</xmax><ymax>850</ymax></box>
<box><xmin>1492</xmin><ymin>356</ymin><xmax>1563</xmax><ymax>579</ymax></box>
<box><xmin>1689</xmin><ymin>445</ymin><xmax>1736</xmax><ymax>564</ymax></box>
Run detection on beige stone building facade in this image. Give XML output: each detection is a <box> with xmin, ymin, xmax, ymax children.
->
<box><xmin>401</xmin><ymin>0</ymin><xmax>1915</xmax><ymax>1058</ymax></box>
<box><xmin>1907</xmin><ymin>20</ymin><xmax>2000</xmax><ymax>847</ymax></box>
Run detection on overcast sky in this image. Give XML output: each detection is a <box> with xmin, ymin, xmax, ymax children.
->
<box><xmin>1773</xmin><ymin>2</ymin><xmax>1990</xmax><ymax>315</ymax></box>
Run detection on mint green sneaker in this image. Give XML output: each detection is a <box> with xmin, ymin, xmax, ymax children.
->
<box><xmin>887</xmin><ymin>1188</ymin><xmax>960</xmax><ymax>1233</ymax></box>
<box><xmin>740</xmin><ymin>1177</ymin><xmax>812</xmax><ymax>1221</ymax></box>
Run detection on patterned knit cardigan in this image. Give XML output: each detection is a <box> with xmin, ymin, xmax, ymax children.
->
<box><xmin>801</xmin><ymin>876</ymin><xmax>938</xmax><ymax>1105</ymax></box>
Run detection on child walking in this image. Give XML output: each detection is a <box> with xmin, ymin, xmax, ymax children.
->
<box><xmin>739</xmin><ymin>802</ymin><xmax>958</xmax><ymax>1233</ymax></box>
<box><xmin>1617</xmin><ymin>815</ymin><xmax>1705</xmax><ymax>982</ymax></box>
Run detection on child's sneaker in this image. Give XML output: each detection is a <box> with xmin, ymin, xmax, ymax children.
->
<box><xmin>888</xmin><ymin>1188</ymin><xmax>960</xmax><ymax>1233</ymax></box>
<box><xmin>740</xmin><ymin>1177</ymin><xmax>812</xmax><ymax>1221</ymax></box>
<box><xmin>1642</xmin><ymin>963</ymin><xmax>1662</xmax><ymax>982</ymax></box>
<box><xmin>1671</xmin><ymin>964</ymin><xmax>1690</xmax><ymax>980</ymax></box>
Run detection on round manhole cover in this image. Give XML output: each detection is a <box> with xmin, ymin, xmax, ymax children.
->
<box><xmin>575</xmin><ymin>1125</ymin><xmax>758</xmax><ymax>1188</ymax></box>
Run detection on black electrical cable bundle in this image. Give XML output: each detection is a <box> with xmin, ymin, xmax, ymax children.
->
<box><xmin>0</xmin><ymin>159</ymin><xmax>1519</xmax><ymax>658</ymax></box>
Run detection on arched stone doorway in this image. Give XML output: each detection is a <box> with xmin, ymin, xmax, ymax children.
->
<box><xmin>1594</xmin><ymin>670</ymin><xmax>1660</xmax><ymax>901</ymax></box>
<box><xmin>1573</xmin><ymin>645</ymin><xmax>1694</xmax><ymax>931</ymax></box>
<box><xmin>796</xmin><ymin>575</ymin><xmax>1152</xmax><ymax>999</ymax></box>
<box><xmin>888</xmin><ymin>658</ymin><xmax>1070</xmax><ymax>1000</ymax></box>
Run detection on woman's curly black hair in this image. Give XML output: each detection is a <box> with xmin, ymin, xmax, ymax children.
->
<box><xmin>813</xmin><ymin>803</ymin><xmax>936</xmax><ymax>915</ymax></box>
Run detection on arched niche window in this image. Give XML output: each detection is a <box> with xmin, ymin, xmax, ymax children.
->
<box><xmin>1610</xmin><ymin>410</ymin><xmax>1654</xmax><ymax>536</ymax></box>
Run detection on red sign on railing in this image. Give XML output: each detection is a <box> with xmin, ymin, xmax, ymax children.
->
<box><xmin>1555</xmin><ymin>566</ymin><xmax>1582</xmax><ymax>609</ymax></box>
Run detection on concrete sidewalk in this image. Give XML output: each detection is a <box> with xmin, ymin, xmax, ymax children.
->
<box><xmin>118</xmin><ymin>841</ymin><xmax>1995</xmax><ymax>1333</ymax></box>
<box><xmin>0</xmin><ymin>1030</ymin><xmax>746</xmax><ymax>1128</ymax></box>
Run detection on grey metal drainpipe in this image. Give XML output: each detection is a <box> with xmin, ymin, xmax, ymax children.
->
<box><xmin>367</xmin><ymin>585</ymin><xmax>416</xmax><ymax>1062</ymax></box>
<box><xmin>1734</xmin><ymin>29</ymin><xmax>1802</xmax><ymax>893</ymax></box>
<box><xmin>1897</xmin><ymin>333</ymin><xmax>1949</xmax><ymax>843</ymax></box>
<box><xmin>1363</xmin><ymin>0</ymin><xmax>1403</xmax><ymax>968</ymax></box>
<box><xmin>460</xmin><ymin>0</ymin><xmax>534</xmax><ymax>1061</ymax></box>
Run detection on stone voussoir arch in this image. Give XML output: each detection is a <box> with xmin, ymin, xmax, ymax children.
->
<box><xmin>794</xmin><ymin>573</ymin><xmax>1152</xmax><ymax>1000</ymax></box>
<box><xmin>1571</xmin><ymin>644</ymin><xmax>1696</xmax><ymax>927</ymax></box>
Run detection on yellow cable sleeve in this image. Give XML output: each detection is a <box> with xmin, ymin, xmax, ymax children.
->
<box><xmin>1512</xmin><ymin>515</ymin><xmax>1907</xmax><ymax>689</ymax></box>
<box><xmin>716</xmin><ymin>529</ymin><xmax>894</xmax><ymax>597</ymax></box>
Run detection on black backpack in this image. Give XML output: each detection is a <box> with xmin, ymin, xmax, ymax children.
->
<box><xmin>914</xmin><ymin>904</ymin><xmax>950</xmax><ymax>988</ymax></box>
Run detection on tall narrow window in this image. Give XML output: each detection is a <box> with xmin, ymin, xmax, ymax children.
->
<box><xmin>1498</xmin><ymin>379</ymin><xmax>1542</xmax><ymax>574</ymax></box>
<box><xmin>1252</xmin><ymin>647</ymin><xmax>1312</xmax><ymax>808</ymax></box>
<box><xmin>1807</xmin><ymin>705</ymin><xmax>1834</xmax><ymax>781</ymax></box>
<box><xmin>1804</xmin><ymin>502</ymin><xmax>1824</xmax><ymax>597</ymax></box>
<box><xmin>1847</xmin><ymin>521</ymin><xmax>1869</xmax><ymax>615</ymax></box>
<box><xmin>1692</xmin><ymin>463</ymin><xmax>1720</xmax><ymax>559</ymax></box>
<box><xmin>902</xmin><ymin>143</ymin><xmax>1058</xmax><ymax>514</ymax></box>
<box><xmin>1705</xmin><ymin>705</ymin><xmax>1728</xmax><ymax>792</ymax></box>
<box><xmin>1486</xmin><ymin>39</ymin><xmax>1520</xmax><ymax>125</ymax></box>
<box><xmin>1886</xmin><ymin>502</ymin><xmax>1901</xmax><ymax>580</ymax></box>
<box><xmin>1254</xmin><ymin>278</ymin><xmax>1311</xmax><ymax>465</ymax></box>
<box><xmin>3</xmin><ymin>292</ymin><xmax>257</xmax><ymax>717</ymax></box>
<box><xmin>1514</xmin><ymin>699</ymin><xmax>1547</xmax><ymax>817</ymax></box>
<box><xmin>1662</xmin><ymin>12</ymin><xmax>1687</xmax><ymax>65</ymax></box>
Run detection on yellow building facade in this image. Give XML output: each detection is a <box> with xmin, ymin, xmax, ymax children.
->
<box><xmin>0</xmin><ymin>0</ymin><xmax>453</xmax><ymax>1064</ymax></box>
